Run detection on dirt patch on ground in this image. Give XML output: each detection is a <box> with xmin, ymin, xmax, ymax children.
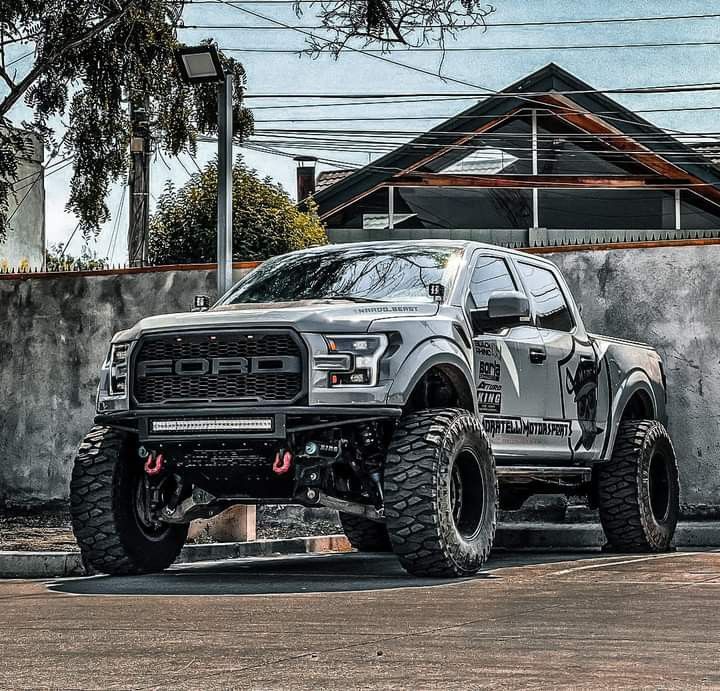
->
<box><xmin>0</xmin><ymin>510</ymin><xmax>77</xmax><ymax>552</ymax></box>
<box><xmin>0</xmin><ymin>507</ymin><xmax>342</xmax><ymax>552</ymax></box>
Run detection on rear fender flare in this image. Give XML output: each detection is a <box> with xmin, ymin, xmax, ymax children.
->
<box><xmin>603</xmin><ymin>369</ymin><xmax>658</xmax><ymax>459</ymax></box>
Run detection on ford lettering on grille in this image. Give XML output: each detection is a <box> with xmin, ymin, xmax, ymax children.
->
<box><xmin>132</xmin><ymin>331</ymin><xmax>305</xmax><ymax>406</ymax></box>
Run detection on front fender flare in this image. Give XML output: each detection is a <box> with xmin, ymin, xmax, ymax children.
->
<box><xmin>386</xmin><ymin>338</ymin><xmax>476</xmax><ymax>413</ymax></box>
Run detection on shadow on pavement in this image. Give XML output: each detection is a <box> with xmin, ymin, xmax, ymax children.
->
<box><xmin>48</xmin><ymin>549</ymin><xmax>601</xmax><ymax>597</ymax></box>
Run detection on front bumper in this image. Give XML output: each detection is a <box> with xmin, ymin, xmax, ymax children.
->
<box><xmin>95</xmin><ymin>405</ymin><xmax>403</xmax><ymax>443</ymax></box>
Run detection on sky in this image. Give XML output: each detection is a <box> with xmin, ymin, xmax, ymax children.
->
<box><xmin>5</xmin><ymin>0</ymin><xmax>720</xmax><ymax>263</ymax></box>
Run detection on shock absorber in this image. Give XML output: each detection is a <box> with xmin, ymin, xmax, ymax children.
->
<box><xmin>358</xmin><ymin>422</ymin><xmax>385</xmax><ymax>508</ymax></box>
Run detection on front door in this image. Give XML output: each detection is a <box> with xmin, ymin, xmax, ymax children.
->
<box><xmin>466</xmin><ymin>253</ymin><xmax>551</xmax><ymax>461</ymax></box>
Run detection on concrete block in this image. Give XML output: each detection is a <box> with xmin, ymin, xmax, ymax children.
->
<box><xmin>188</xmin><ymin>505</ymin><xmax>256</xmax><ymax>543</ymax></box>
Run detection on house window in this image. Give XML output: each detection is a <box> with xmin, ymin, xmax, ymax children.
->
<box><xmin>395</xmin><ymin>187</ymin><xmax>533</xmax><ymax>229</ymax></box>
<box><xmin>539</xmin><ymin>189</ymin><xmax>676</xmax><ymax>230</ymax></box>
<box><xmin>680</xmin><ymin>190</ymin><xmax>720</xmax><ymax>229</ymax></box>
<box><xmin>324</xmin><ymin>189</ymin><xmax>391</xmax><ymax>229</ymax></box>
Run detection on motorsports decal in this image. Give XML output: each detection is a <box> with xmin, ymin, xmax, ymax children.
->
<box><xmin>483</xmin><ymin>415</ymin><xmax>571</xmax><ymax>438</ymax></box>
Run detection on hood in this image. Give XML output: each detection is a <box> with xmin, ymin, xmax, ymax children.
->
<box><xmin>113</xmin><ymin>299</ymin><xmax>439</xmax><ymax>342</ymax></box>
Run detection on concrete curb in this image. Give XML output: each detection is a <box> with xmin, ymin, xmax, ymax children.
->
<box><xmin>0</xmin><ymin>551</ymin><xmax>85</xmax><ymax>579</ymax></box>
<box><xmin>493</xmin><ymin>521</ymin><xmax>720</xmax><ymax>550</ymax></box>
<box><xmin>2</xmin><ymin>523</ymin><xmax>719</xmax><ymax>579</ymax></box>
<box><xmin>0</xmin><ymin>534</ymin><xmax>352</xmax><ymax>579</ymax></box>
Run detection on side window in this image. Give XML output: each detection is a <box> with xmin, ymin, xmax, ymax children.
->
<box><xmin>469</xmin><ymin>256</ymin><xmax>516</xmax><ymax>308</ymax></box>
<box><xmin>517</xmin><ymin>262</ymin><xmax>574</xmax><ymax>332</ymax></box>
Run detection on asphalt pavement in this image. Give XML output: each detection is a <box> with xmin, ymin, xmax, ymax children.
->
<box><xmin>1</xmin><ymin>549</ymin><xmax>720</xmax><ymax>689</ymax></box>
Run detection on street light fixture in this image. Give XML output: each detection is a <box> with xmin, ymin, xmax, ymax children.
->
<box><xmin>175</xmin><ymin>44</ymin><xmax>234</xmax><ymax>297</ymax></box>
<box><xmin>175</xmin><ymin>44</ymin><xmax>224</xmax><ymax>84</ymax></box>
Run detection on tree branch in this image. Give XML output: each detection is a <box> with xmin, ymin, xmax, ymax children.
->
<box><xmin>0</xmin><ymin>0</ymin><xmax>136</xmax><ymax>117</ymax></box>
<box><xmin>0</xmin><ymin>64</ymin><xmax>15</xmax><ymax>90</ymax></box>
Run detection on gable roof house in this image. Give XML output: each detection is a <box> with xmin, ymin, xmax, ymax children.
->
<box><xmin>306</xmin><ymin>64</ymin><xmax>720</xmax><ymax>248</ymax></box>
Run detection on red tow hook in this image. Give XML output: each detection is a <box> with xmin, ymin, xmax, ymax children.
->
<box><xmin>272</xmin><ymin>450</ymin><xmax>293</xmax><ymax>475</ymax></box>
<box><xmin>144</xmin><ymin>452</ymin><xmax>165</xmax><ymax>476</ymax></box>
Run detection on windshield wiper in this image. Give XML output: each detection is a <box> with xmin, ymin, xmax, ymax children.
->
<box><xmin>319</xmin><ymin>294</ymin><xmax>387</xmax><ymax>303</ymax></box>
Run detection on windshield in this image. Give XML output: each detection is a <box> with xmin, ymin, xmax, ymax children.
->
<box><xmin>220</xmin><ymin>246</ymin><xmax>463</xmax><ymax>305</ymax></box>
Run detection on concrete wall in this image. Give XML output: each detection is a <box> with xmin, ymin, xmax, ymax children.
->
<box><xmin>0</xmin><ymin>266</ymin><xmax>249</xmax><ymax>506</ymax></box>
<box><xmin>0</xmin><ymin>131</ymin><xmax>45</xmax><ymax>271</ymax></box>
<box><xmin>0</xmin><ymin>243</ymin><xmax>719</xmax><ymax>511</ymax></box>
<box><xmin>546</xmin><ymin>244</ymin><xmax>720</xmax><ymax>512</ymax></box>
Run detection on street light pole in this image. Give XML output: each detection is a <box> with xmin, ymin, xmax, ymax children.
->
<box><xmin>174</xmin><ymin>44</ymin><xmax>235</xmax><ymax>298</ymax></box>
<box><xmin>216</xmin><ymin>71</ymin><xmax>233</xmax><ymax>297</ymax></box>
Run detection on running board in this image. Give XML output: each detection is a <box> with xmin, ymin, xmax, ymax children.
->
<box><xmin>496</xmin><ymin>466</ymin><xmax>592</xmax><ymax>485</ymax></box>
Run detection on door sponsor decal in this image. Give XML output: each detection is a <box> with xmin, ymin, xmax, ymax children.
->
<box><xmin>475</xmin><ymin>340</ymin><xmax>504</xmax><ymax>413</ymax></box>
<box><xmin>482</xmin><ymin>415</ymin><xmax>571</xmax><ymax>438</ymax></box>
<box><xmin>478</xmin><ymin>381</ymin><xmax>502</xmax><ymax>413</ymax></box>
<box><xmin>477</xmin><ymin>359</ymin><xmax>501</xmax><ymax>382</ymax></box>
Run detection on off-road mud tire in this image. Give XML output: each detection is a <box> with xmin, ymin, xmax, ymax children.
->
<box><xmin>70</xmin><ymin>426</ymin><xmax>188</xmax><ymax>575</ymax></box>
<box><xmin>597</xmin><ymin>419</ymin><xmax>679</xmax><ymax>552</ymax></box>
<box><xmin>384</xmin><ymin>408</ymin><xmax>497</xmax><ymax>577</ymax></box>
<box><xmin>339</xmin><ymin>513</ymin><xmax>392</xmax><ymax>552</ymax></box>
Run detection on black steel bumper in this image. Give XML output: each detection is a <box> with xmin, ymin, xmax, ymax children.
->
<box><xmin>94</xmin><ymin>405</ymin><xmax>403</xmax><ymax>443</ymax></box>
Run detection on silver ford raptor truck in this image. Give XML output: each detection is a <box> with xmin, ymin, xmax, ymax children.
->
<box><xmin>71</xmin><ymin>240</ymin><xmax>679</xmax><ymax>577</ymax></box>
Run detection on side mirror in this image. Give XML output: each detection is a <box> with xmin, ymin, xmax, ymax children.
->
<box><xmin>471</xmin><ymin>290</ymin><xmax>530</xmax><ymax>333</ymax></box>
<box><xmin>192</xmin><ymin>294</ymin><xmax>211</xmax><ymax>312</ymax></box>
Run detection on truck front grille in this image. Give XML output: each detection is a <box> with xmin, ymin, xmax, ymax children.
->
<box><xmin>131</xmin><ymin>330</ymin><xmax>305</xmax><ymax>406</ymax></box>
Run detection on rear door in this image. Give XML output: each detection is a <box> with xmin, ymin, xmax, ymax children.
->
<box><xmin>514</xmin><ymin>259</ymin><xmax>609</xmax><ymax>462</ymax></box>
<box><xmin>465</xmin><ymin>252</ymin><xmax>550</xmax><ymax>461</ymax></box>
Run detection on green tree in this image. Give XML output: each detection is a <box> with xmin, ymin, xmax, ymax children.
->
<box><xmin>45</xmin><ymin>242</ymin><xmax>108</xmax><ymax>272</ymax></box>
<box><xmin>148</xmin><ymin>157</ymin><xmax>326</xmax><ymax>264</ymax></box>
<box><xmin>0</xmin><ymin>1</ymin><xmax>252</xmax><ymax>240</ymax></box>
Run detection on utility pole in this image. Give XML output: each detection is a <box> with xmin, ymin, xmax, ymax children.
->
<box><xmin>128</xmin><ymin>94</ymin><xmax>151</xmax><ymax>266</ymax></box>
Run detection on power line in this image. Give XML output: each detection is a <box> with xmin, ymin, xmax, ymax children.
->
<box><xmin>244</xmin><ymin>141</ymin><xmax>720</xmax><ymax>189</ymax></box>
<box><xmin>214</xmin><ymin>0</ymin><xmax>720</xmax><ymax>141</ymax></box>
<box><xmin>241</xmin><ymin>83</ymin><xmax>720</xmax><ymax>99</ymax></box>
<box><xmin>221</xmin><ymin>40</ymin><xmax>720</xmax><ymax>53</ymax></box>
<box><xmin>11</xmin><ymin>156</ymin><xmax>73</xmax><ymax>187</ymax></box>
<box><xmin>249</xmin><ymin>98</ymin><xmax>720</xmax><ymax>115</ymax></box>
<box><xmin>252</xmin><ymin>126</ymin><xmax>720</xmax><ymax>139</ymax></box>
<box><xmin>252</xmin><ymin>105</ymin><xmax>720</xmax><ymax>122</ymax></box>
<box><xmin>246</xmin><ymin>142</ymin><xmax>720</xmax><ymax>166</ymax></box>
<box><xmin>106</xmin><ymin>187</ymin><xmax>127</xmax><ymax>262</ymax></box>
<box><xmin>4</xmin><ymin>50</ymin><xmax>34</xmax><ymax>67</ymax></box>
<box><xmin>181</xmin><ymin>12</ymin><xmax>720</xmax><ymax>29</ymax></box>
<box><xmin>57</xmin><ymin>222</ymin><xmax>81</xmax><ymax>258</ymax></box>
<box><xmin>12</xmin><ymin>158</ymin><xmax>74</xmax><ymax>193</ymax></box>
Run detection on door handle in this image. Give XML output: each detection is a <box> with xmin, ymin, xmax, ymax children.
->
<box><xmin>529</xmin><ymin>347</ymin><xmax>547</xmax><ymax>364</ymax></box>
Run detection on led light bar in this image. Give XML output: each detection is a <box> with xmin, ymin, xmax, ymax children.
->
<box><xmin>151</xmin><ymin>418</ymin><xmax>273</xmax><ymax>433</ymax></box>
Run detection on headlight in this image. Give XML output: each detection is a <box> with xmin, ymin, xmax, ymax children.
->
<box><xmin>107</xmin><ymin>343</ymin><xmax>129</xmax><ymax>396</ymax></box>
<box><xmin>313</xmin><ymin>334</ymin><xmax>388</xmax><ymax>387</ymax></box>
<box><xmin>97</xmin><ymin>342</ymin><xmax>130</xmax><ymax>412</ymax></box>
